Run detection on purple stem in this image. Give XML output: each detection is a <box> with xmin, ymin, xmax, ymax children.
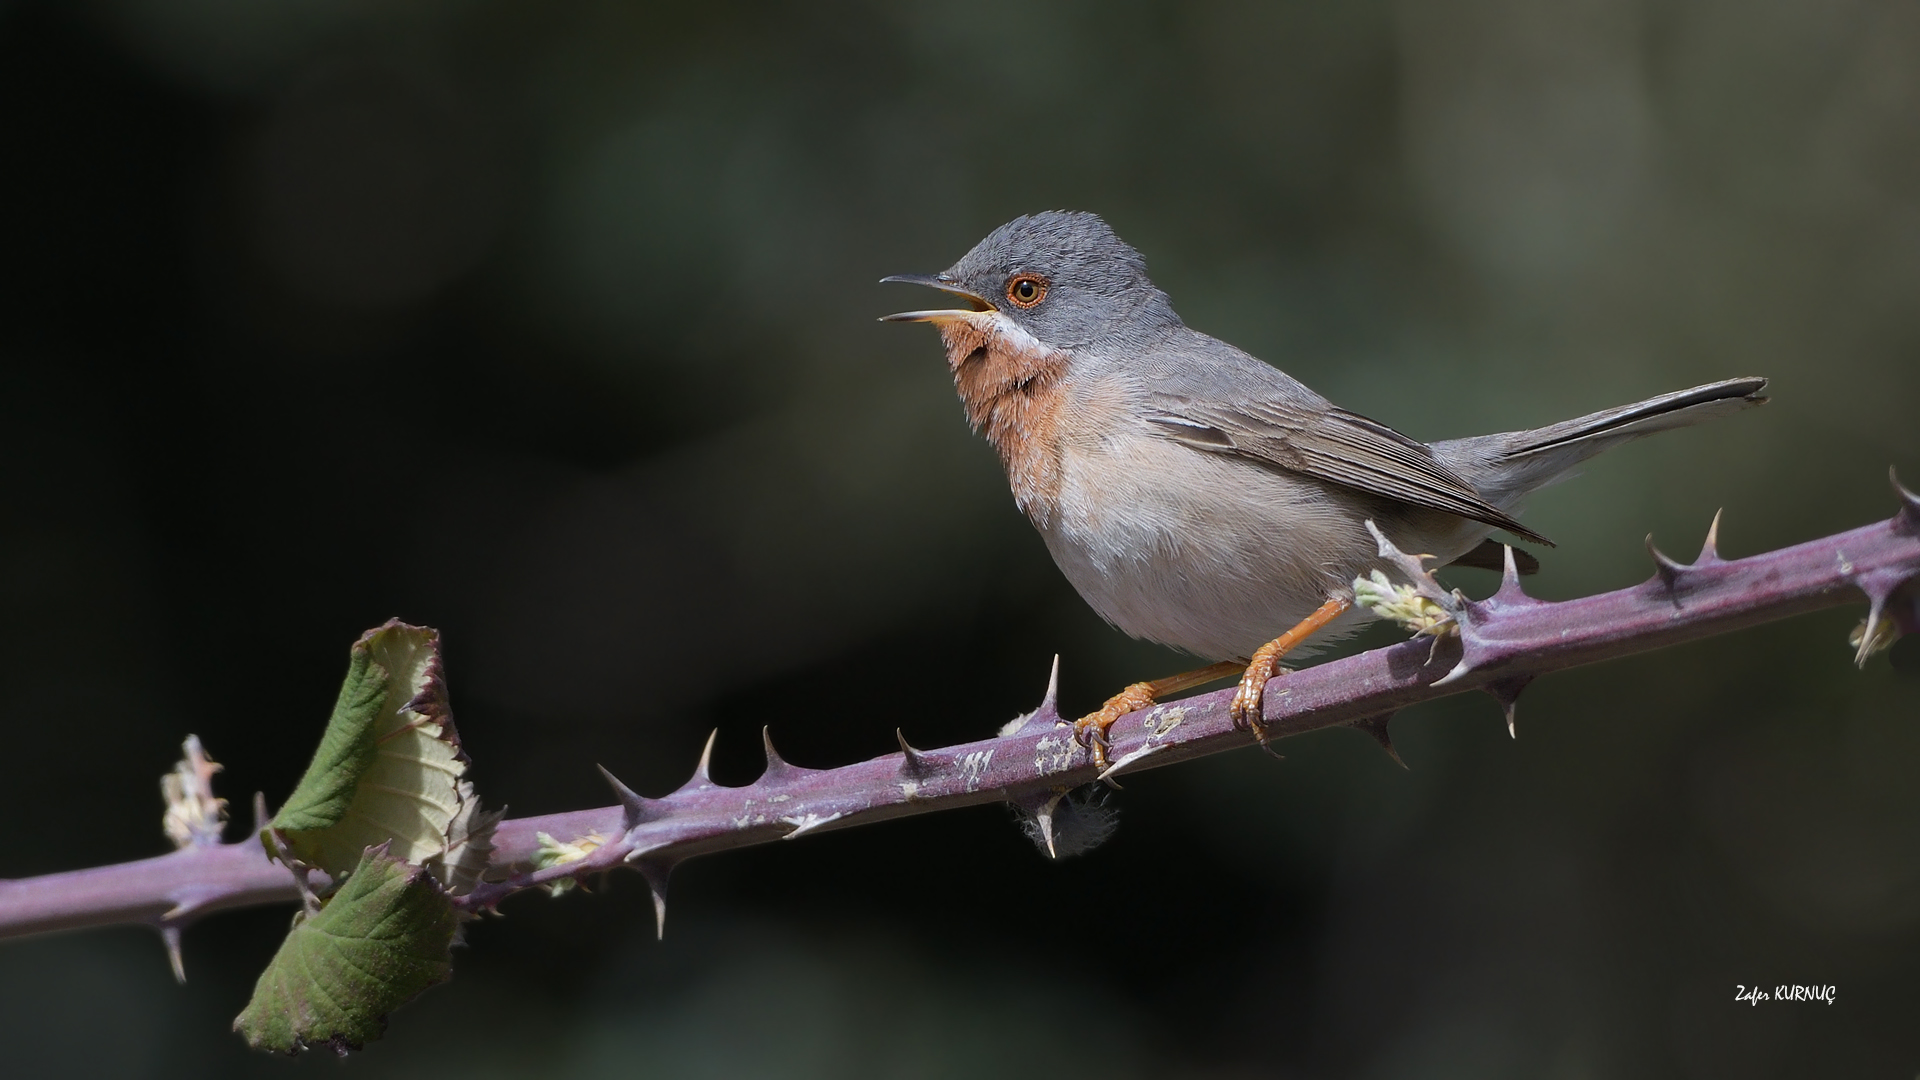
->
<box><xmin>4</xmin><ymin>479</ymin><xmax>1917</xmax><ymax>947</ymax></box>
<box><xmin>0</xmin><ymin>843</ymin><xmax>328</xmax><ymax>941</ymax></box>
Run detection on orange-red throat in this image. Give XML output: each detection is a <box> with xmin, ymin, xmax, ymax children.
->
<box><xmin>882</xmin><ymin>281</ymin><xmax>1070</xmax><ymax>524</ymax></box>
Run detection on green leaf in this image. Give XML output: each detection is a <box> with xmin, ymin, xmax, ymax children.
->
<box><xmin>267</xmin><ymin>621</ymin><xmax>483</xmax><ymax>879</ymax></box>
<box><xmin>234</xmin><ymin>845</ymin><xmax>458</xmax><ymax>1054</ymax></box>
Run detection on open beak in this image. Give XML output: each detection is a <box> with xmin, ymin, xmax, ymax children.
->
<box><xmin>878</xmin><ymin>274</ymin><xmax>996</xmax><ymax>323</ymax></box>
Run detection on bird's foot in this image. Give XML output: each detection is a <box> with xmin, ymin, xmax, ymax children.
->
<box><xmin>1227</xmin><ymin>597</ymin><xmax>1354</xmax><ymax>752</ymax></box>
<box><xmin>1228</xmin><ymin>649</ymin><xmax>1291</xmax><ymax>754</ymax></box>
<box><xmin>1072</xmin><ymin>682</ymin><xmax>1158</xmax><ymax>772</ymax></box>
<box><xmin>1070</xmin><ymin>660</ymin><xmax>1244</xmax><ymax>770</ymax></box>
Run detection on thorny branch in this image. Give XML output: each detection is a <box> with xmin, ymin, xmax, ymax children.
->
<box><xmin>2</xmin><ymin>472</ymin><xmax>1917</xmax><ymax>959</ymax></box>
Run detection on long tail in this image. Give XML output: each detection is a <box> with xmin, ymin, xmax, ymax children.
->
<box><xmin>1432</xmin><ymin>377</ymin><xmax>1769</xmax><ymax>509</ymax></box>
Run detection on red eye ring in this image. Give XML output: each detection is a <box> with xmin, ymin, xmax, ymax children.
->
<box><xmin>1006</xmin><ymin>273</ymin><xmax>1048</xmax><ymax>309</ymax></box>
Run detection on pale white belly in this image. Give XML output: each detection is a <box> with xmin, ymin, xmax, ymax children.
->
<box><xmin>1036</xmin><ymin>432</ymin><xmax>1489</xmax><ymax>660</ymax></box>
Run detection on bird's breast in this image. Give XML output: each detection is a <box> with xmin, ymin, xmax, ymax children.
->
<box><xmin>942</xmin><ymin>318</ymin><xmax>1073</xmax><ymax>525</ymax></box>
<box><xmin>1040</xmin><ymin>426</ymin><xmax>1381</xmax><ymax>659</ymax></box>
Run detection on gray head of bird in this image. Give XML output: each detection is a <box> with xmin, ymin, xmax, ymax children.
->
<box><xmin>880</xmin><ymin>210</ymin><xmax>1183</xmax><ymax>355</ymax></box>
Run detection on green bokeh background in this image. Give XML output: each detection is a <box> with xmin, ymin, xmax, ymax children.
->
<box><xmin>2</xmin><ymin>1</ymin><xmax>1916</xmax><ymax>1075</ymax></box>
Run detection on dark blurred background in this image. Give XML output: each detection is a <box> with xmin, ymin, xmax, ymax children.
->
<box><xmin>2</xmin><ymin>1</ymin><xmax>1917</xmax><ymax>1076</ymax></box>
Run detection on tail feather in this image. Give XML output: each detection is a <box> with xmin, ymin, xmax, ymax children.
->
<box><xmin>1501</xmin><ymin>377</ymin><xmax>1769</xmax><ymax>457</ymax></box>
<box><xmin>1433</xmin><ymin>377</ymin><xmax>1768</xmax><ymax>508</ymax></box>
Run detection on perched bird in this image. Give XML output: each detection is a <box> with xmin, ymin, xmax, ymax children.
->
<box><xmin>882</xmin><ymin>211</ymin><xmax>1767</xmax><ymax>761</ymax></box>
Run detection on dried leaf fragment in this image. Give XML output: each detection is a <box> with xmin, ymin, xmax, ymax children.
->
<box><xmin>427</xmin><ymin>781</ymin><xmax>503</xmax><ymax>896</ymax></box>
<box><xmin>162</xmin><ymin>734</ymin><xmax>227</xmax><ymax>850</ymax></box>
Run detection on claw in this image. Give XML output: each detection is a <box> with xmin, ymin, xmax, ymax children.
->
<box><xmin>1069</xmin><ymin>716</ymin><xmax>1114</xmax><ymax>770</ymax></box>
<box><xmin>1070</xmin><ymin>709</ymin><xmax>1122</xmax><ymax>770</ymax></box>
<box><xmin>1228</xmin><ymin>668</ymin><xmax>1266</xmax><ymax>732</ymax></box>
<box><xmin>1229</xmin><ymin>673</ymin><xmax>1287</xmax><ymax>759</ymax></box>
<box><xmin>1071</xmin><ymin>681</ymin><xmax>1156</xmax><ymax>771</ymax></box>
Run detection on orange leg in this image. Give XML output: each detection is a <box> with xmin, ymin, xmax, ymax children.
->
<box><xmin>1228</xmin><ymin>597</ymin><xmax>1353</xmax><ymax>745</ymax></box>
<box><xmin>1072</xmin><ymin>660</ymin><xmax>1244</xmax><ymax>769</ymax></box>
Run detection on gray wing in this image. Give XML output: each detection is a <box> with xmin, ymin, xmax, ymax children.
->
<box><xmin>1145</xmin><ymin>393</ymin><xmax>1555</xmax><ymax>546</ymax></box>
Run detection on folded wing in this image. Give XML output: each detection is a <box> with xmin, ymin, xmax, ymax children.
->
<box><xmin>1146</xmin><ymin>395</ymin><xmax>1554</xmax><ymax>546</ymax></box>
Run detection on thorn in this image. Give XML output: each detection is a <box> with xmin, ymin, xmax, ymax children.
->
<box><xmin>1001</xmin><ymin>654</ymin><xmax>1067</xmax><ymax>737</ymax></box>
<box><xmin>630</xmin><ymin>857</ymin><xmax>672</xmax><ymax>940</ymax></box>
<box><xmin>1034</xmin><ymin>795</ymin><xmax>1063</xmax><ymax>859</ymax></box>
<box><xmin>1039</xmin><ymin>654</ymin><xmax>1060</xmax><ymax>717</ymax></box>
<box><xmin>1368</xmin><ymin>520</ymin><xmax>1428</xmax><ymax>578</ymax></box>
<box><xmin>251</xmin><ymin>792</ymin><xmax>269</xmax><ymax>834</ymax></box>
<box><xmin>1500</xmin><ymin>543</ymin><xmax>1523</xmax><ymax>590</ymax></box>
<box><xmin>896</xmin><ymin>728</ymin><xmax>932</xmax><ymax>774</ymax></box>
<box><xmin>595</xmin><ymin>763</ymin><xmax>642</xmax><ymax>805</ymax></box>
<box><xmin>1484</xmin><ymin>676</ymin><xmax>1533</xmax><ymax>738</ymax></box>
<box><xmin>1851</xmin><ymin>569</ymin><xmax>1909</xmax><ymax>668</ymax></box>
<box><xmin>1015</xmin><ymin>785</ymin><xmax>1120</xmax><ymax>857</ymax></box>
<box><xmin>1351</xmin><ymin>713</ymin><xmax>1406</xmax><ymax>769</ymax></box>
<box><xmin>1366</xmin><ymin>519</ymin><xmax>1468</xmax><ymax>618</ymax></box>
<box><xmin>1893</xmin><ymin>466</ymin><xmax>1920</xmax><ymax>528</ymax></box>
<box><xmin>1431</xmin><ymin>659</ymin><xmax>1473</xmax><ymax>687</ymax></box>
<box><xmin>1013</xmin><ymin>655</ymin><xmax>1065</xmax><ymax>735</ymax></box>
<box><xmin>1698</xmin><ymin>509</ymin><xmax>1725</xmax><ymax>564</ymax></box>
<box><xmin>595</xmin><ymin>765</ymin><xmax>662</xmax><ymax>829</ymax></box>
<box><xmin>1856</xmin><ymin>604</ymin><xmax>1887</xmax><ymax>670</ymax></box>
<box><xmin>160</xmin><ymin>892</ymin><xmax>206</xmax><ymax>924</ymax></box>
<box><xmin>1645</xmin><ymin>533</ymin><xmax>1687</xmax><ymax>590</ymax></box>
<box><xmin>159</xmin><ymin>924</ymin><xmax>186</xmax><ymax>984</ymax></box>
<box><xmin>672</xmin><ymin>729</ymin><xmax>720</xmax><ymax>795</ymax></box>
<box><xmin>1096</xmin><ymin>743</ymin><xmax>1165</xmax><ymax>783</ymax></box>
<box><xmin>1010</xmin><ymin>790</ymin><xmax>1067</xmax><ymax>860</ymax></box>
<box><xmin>1038</xmin><ymin>797</ymin><xmax>1079</xmax><ymax>859</ymax></box>
<box><xmin>758</xmin><ymin>726</ymin><xmax>809</xmax><ymax>782</ymax></box>
<box><xmin>1490</xmin><ymin>544</ymin><xmax>1537</xmax><ymax>608</ymax></box>
<box><xmin>694</xmin><ymin>729</ymin><xmax>717</xmax><ymax>783</ymax></box>
<box><xmin>779</xmin><ymin>811</ymin><xmax>844</xmax><ymax>839</ymax></box>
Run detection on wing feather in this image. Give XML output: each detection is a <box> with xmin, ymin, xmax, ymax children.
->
<box><xmin>1146</xmin><ymin>397</ymin><xmax>1554</xmax><ymax>546</ymax></box>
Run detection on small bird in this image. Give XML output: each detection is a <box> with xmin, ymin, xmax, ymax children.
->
<box><xmin>882</xmin><ymin>211</ymin><xmax>1766</xmax><ymax>762</ymax></box>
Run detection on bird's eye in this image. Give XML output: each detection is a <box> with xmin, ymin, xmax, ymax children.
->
<box><xmin>1006</xmin><ymin>274</ymin><xmax>1048</xmax><ymax>309</ymax></box>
